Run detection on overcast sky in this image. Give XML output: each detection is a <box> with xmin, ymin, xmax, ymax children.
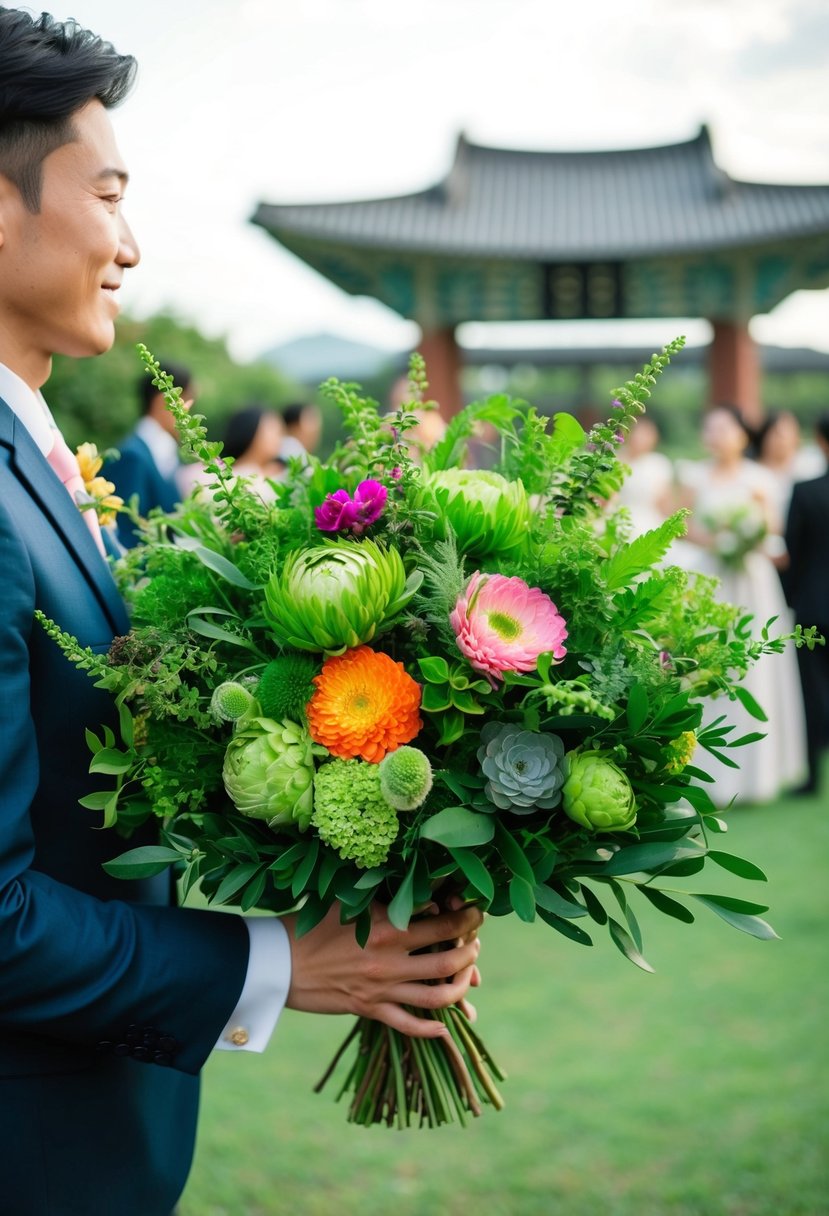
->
<box><xmin>47</xmin><ymin>0</ymin><xmax>829</xmax><ymax>360</ymax></box>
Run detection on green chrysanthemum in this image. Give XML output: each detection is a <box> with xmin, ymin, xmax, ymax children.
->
<box><xmin>379</xmin><ymin>746</ymin><xmax>433</xmax><ymax>811</ymax></box>
<box><xmin>223</xmin><ymin>717</ymin><xmax>320</xmax><ymax>830</ymax></box>
<box><xmin>211</xmin><ymin>681</ymin><xmax>258</xmax><ymax>723</ymax></box>
<box><xmin>419</xmin><ymin>469</ymin><xmax>530</xmax><ymax>559</ymax></box>
<box><xmin>312</xmin><ymin>758</ymin><xmax>399</xmax><ymax>868</ymax></box>
<box><xmin>256</xmin><ymin>654</ymin><xmax>319</xmax><ymax>722</ymax></box>
<box><xmin>264</xmin><ymin>538</ymin><xmax>421</xmax><ymax>654</ymax></box>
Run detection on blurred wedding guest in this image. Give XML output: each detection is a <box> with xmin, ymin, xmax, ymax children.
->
<box><xmin>388</xmin><ymin>374</ymin><xmax>448</xmax><ymax>459</ymax></box>
<box><xmin>106</xmin><ymin>360</ymin><xmax>193</xmax><ymax>548</ymax></box>
<box><xmin>675</xmin><ymin>404</ymin><xmax>807</xmax><ymax>804</ymax></box>
<box><xmin>222</xmin><ymin>404</ymin><xmax>286</xmax><ymax>501</ymax></box>
<box><xmin>754</xmin><ymin>410</ymin><xmax>826</xmax><ymax>522</ymax></box>
<box><xmin>615</xmin><ymin>414</ymin><xmax>673</xmax><ymax>536</ymax></box>
<box><xmin>279</xmin><ymin>401</ymin><xmax>321</xmax><ymax>463</ymax></box>
<box><xmin>783</xmin><ymin>414</ymin><xmax>829</xmax><ymax>794</ymax></box>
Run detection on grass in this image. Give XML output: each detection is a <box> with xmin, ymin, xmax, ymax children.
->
<box><xmin>180</xmin><ymin>784</ymin><xmax>829</xmax><ymax>1216</ymax></box>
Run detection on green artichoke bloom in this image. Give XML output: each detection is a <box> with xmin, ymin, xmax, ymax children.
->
<box><xmin>222</xmin><ymin>716</ymin><xmax>319</xmax><ymax>830</ymax></box>
<box><xmin>477</xmin><ymin>722</ymin><xmax>565</xmax><ymax>813</ymax></box>
<box><xmin>419</xmin><ymin>469</ymin><xmax>530</xmax><ymax>559</ymax></box>
<box><xmin>379</xmin><ymin>746</ymin><xmax>433</xmax><ymax>811</ymax></box>
<box><xmin>312</xmin><ymin>758</ymin><xmax>399</xmax><ymax>868</ymax></box>
<box><xmin>264</xmin><ymin>538</ymin><xmax>421</xmax><ymax>654</ymax></box>
<box><xmin>561</xmin><ymin>750</ymin><xmax>637</xmax><ymax>833</ymax></box>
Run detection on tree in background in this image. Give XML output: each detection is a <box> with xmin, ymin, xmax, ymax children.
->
<box><xmin>47</xmin><ymin>312</ymin><xmax>301</xmax><ymax>452</ymax></box>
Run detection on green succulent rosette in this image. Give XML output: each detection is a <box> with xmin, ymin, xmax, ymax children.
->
<box><xmin>264</xmin><ymin>538</ymin><xmax>421</xmax><ymax>654</ymax></box>
<box><xmin>222</xmin><ymin>716</ymin><xmax>321</xmax><ymax>830</ymax></box>
<box><xmin>418</xmin><ymin>469</ymin><xmax>530</xmax><ymax>559</ymax></box>
<box><xmin>561</xmin><ymin>750</ymin><xmax>637</xmax><ymax>833</ymax></box>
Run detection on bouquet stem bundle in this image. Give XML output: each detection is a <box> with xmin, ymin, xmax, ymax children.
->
<box><xmin>317</xmin><ymin>1005</ymin><xmax>505</xmax><ymax>1128</ymax></box>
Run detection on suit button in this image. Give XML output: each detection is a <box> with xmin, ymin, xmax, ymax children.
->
<box><xmin>159</xmin><ymin>1035</ymin><xmax>178</xmax><ymax>1053</ymax></box>
<box><xmin>126</xmin><ymin>1025</ymin><xmax>142</xmax><ymax>1045</ymax></box>
<box><xmin>96</xmin><ymin>1040</ymin><xmax>113</xmax><ymax>1054</ymax></box>
<box><xmin>114</xmin><ymin>1042</ymin><xmax>131</xmax><ymax>1057</ymax></box>
<box><xmin>131</xmin><ymin>1046</ymin><xmax>150</xmax><ymax>1062</ymax></box>
<box><xmin>153</xmin><ymin>1051</ymin><xmax>171</xmax><ymax>1066</ymax></box>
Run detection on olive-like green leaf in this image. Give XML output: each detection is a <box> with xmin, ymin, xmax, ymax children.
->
<box><xmin>608</xmin><ymin>917</ymin><xmax>655</xmax><ymax>972</ymax></box>
<box><xmin>533</xmin><ymin>884</ymin><xmax>588</xmax><ymax>919</ymax></box>
<box><xmin>214</xmin><ymin>861</ymin><xmax>265</xmax><ymax>905</ymax></box>
<box><xmin>420</xmin><ymin>806</ymin><xmax>495</xmax><ymax>849</ymax></box>
<box><xmin>537</xmin><ymin>906</ymin><xmax>593</xmax><ymax>945</ymax></box>
<box><xmin>509</xmin><ymin>875</ymin><xmax>537</xmax><ymax>923</ymax></box>
<box><xmin>387</xmin><ymin>858</ymin><xmax>416</xmax><ymax>930</ymax></box>
<box><xmin>639</xmin><ymin>885</ymin><xmax>695</xmax><ymax>923</ymax></box>
<box><xmin>448</xmin><ymin>847</ymin><xmax>495</xmax><ymax>903</ymax></box>
<box><xmin>708</xmin><ymin>851</ymin><xmax>768</xmax><ymax>881</ymax></box>
<box><xmin>102</xmin><ymin>845</ymin><xmax>181</xmax><ymax>880</ymax></box>
<box><xmin>691</xmin><ymin>894</ymin><xmax>778</xmax><ymax>939</ymax></box>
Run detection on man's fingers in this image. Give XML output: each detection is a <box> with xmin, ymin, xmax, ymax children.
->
<box><xmin>403</xmin><ymin>904</ymin><xmax>483</xmax><ymax>950</ymax></box>
<box><xmin>387</xmin><ymin>963</ymin><xmax>478</xmax><ymax>1012</ymax></box>
<box><xmin>396</xmin><ymin>937</ymin><xmax>480</xmax><ymax>983</ymax></box>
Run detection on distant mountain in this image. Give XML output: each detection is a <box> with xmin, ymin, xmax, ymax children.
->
<box><xmin>261</xmin><ymin>332</ymin><xmax>406</xmax><ymax>385</ymax></box>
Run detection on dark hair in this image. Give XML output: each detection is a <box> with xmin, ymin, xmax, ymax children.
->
<box><xmin>0</xmin><ymin>9</ymin><xmax>136</xmax><ymax>211</ymax></box>
<box><xmin>281</xmin><ymin>402</ymin><xmax>310</xmax><ymax>429</ymax></box>
<box><xmin>815</xmin><ymin>414</ymin><xmax>829</xmax><ymax>447</ymax></box>
<box><xmin>223</xmin><ymin>405</ymin><xmax>270</xmax><ymax>461</ymax></box>
<box><xmin>709</xmin><ymin>401</ymin><xmax>756</xmax><ymax>449</ymax></box>
<box><xmin>138</xmin><ymin>362</ymin><xmax>192</xmax><ymax>415</ymax></box>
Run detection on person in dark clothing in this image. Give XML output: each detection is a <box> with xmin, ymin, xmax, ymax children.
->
<box><xmin>784</xmin><ymin>414</ymin><xmax>829</xmax><ymax>793</ymax></box>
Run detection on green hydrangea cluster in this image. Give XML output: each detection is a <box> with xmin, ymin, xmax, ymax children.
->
<box><xmin>312</xmin><ymin>759</ymin><xmax>399</xmax><ymax>868</ymax></box>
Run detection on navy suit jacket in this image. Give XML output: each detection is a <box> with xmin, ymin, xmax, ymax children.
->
<box><xmin>106</xmin><ymin>430</ymin><xmax>181</xmax><ymax>550</ymax></box>
<box><xmin>0</xmin><ymin>398</ymin><xmax>249</xmax><ymax>1215</ymax></box>
<box><xmin>784</xmin><ymin>471</ymin><xmax>829</xmax><ymax>631</ymax></box>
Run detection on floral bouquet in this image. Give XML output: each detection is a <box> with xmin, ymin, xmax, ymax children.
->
<box><xmin>40</xmin><ymin>340</ymin><xmax>821</xmax><ymax>1130</ymax></box>
<box><xmin>700</xmin><ymin>501</ymin><xmax>768</xmax><ymax>571</ymax></box>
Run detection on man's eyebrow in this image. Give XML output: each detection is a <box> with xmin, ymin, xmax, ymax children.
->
<box><xmin>95</xmin><ymin>167</ymin><xmax>129</xmax><ymax>186</ymax></box>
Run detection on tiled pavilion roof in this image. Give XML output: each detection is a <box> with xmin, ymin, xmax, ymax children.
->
<box><xmin>254</xmin><ymin>127</ymin><xmax>829</xmax><ymax>260</ymax></box>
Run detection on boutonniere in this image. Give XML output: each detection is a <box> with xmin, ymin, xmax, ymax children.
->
<box><xmin>75</xmin><ymin>442</ymin><xmax>123</xmax><ymax>527</ymax></box>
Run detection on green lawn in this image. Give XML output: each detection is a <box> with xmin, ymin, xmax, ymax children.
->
<box><xmin>181</xmin><ymin>786</ymin><xmax>829</xmax><ymax>1216</ymax></box>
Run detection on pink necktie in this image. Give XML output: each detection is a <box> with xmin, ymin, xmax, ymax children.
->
<box><xmin>47</xmin><ymin>430</ymin><xmax>106</xmax><ymax>557</ymax></box>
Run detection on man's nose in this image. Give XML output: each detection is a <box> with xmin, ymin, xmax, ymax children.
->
<box><xmin>118</xmin><ymin>212</ymin><xmax>141</xmax><ymax>268</ymax></box>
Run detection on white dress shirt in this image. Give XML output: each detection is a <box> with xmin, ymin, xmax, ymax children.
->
<box><xmin>1</xmin><ymin>359</ymin><xmax>291</xmax><ymax>1054</ymax></box>
<box><xmin>134</xmin><ymin>414</ymin><xmax>181</xmax><ymax>480</ymax></box>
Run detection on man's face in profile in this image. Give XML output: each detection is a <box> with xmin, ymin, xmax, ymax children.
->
<box><xmin>0</xmin><ymin>98</ymin><xmax>140</xmax><ymax>385</ymax></box>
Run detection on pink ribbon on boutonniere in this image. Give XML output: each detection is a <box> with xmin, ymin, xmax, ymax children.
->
<box><xmin>46</xmin><ymin>430</ymin><xmax>106</xmax><ymax>557</ymax></box>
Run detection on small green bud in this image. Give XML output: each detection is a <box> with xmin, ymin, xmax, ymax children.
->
<box><xmin>211</xmin><ymin>681</ymin><xmax>256</xmax><ymax>723</ymax></box>
<box><xmin>379</xmin><ymin>746</ymin><xmax>433</xmax><ymax>811</ymax></box>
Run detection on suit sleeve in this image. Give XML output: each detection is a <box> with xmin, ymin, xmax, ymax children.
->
<box><xmin>0</xmin><ymin>499</ymin><xmax>250</xmax><ymax>1075</ymax></box>
<box><xmin>106</xmin><ymin>446</ymin><xmax>153</xmax><ymax>549</ymax></box>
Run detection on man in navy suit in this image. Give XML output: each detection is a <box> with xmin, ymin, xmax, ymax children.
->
<box><xmin>0</xmin><ymin>11</ymin><xmax>481</xmax><ymax>1214</ymax></box>
<box><xmin>784</xmin><ymin>415</ymin><xmax>829</xmax><ymax>794</ymax></box>
<box><xmin>106</xmin><ymin>361</ymin><xmax>193</xmax><ymax>548</ymax></box>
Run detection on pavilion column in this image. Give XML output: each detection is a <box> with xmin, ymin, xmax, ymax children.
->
<box><xmin>418</xmin><ymin>324</ymin><xmax>462</xmax><ymax>417</ymax></box>
<box><xmin>707</xmin><ymin>319</ymin><xmax>762</xmax><ymax>425</ymax></box>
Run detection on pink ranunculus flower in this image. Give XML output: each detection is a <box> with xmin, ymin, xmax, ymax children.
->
<box><xmin>450</xmin><ymin>571</ymin><xmax>568</xmax><ymax>681</ymax></box>
<box><xmin>315</xmin><ymin>479</ymin><xmax>388</xmax><ymax>535</ymax></box>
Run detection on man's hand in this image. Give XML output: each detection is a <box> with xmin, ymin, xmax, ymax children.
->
<box><xmin>284</xmin><ymin>898</ymin><xmax>483</xmax><ymax>1038</ymax></box>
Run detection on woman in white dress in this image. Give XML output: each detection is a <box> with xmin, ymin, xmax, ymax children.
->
<box><xmin>674</xmin><ymin>406</ymin><xmax>807</xmax><ymax>805</ymax></box>
<box><xmin>615</xmin><ymin>415</ymin><xmax>674</xmax><ymax>537</ymax></box>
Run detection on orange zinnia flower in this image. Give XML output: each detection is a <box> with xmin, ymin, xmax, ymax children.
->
<box><xmin>307</xmin><ymin>646</ymin><xmax>422</xmax><ymax>763</ymax></box>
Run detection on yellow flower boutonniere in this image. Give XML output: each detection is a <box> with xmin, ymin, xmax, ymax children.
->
<box><xmin>75</xmin><ymin>442</ymin><xmax>123</xmax><ymax>527</ymax></box>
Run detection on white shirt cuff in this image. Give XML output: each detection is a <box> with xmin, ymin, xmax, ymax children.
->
<box><xmin>214</xmin><ymin>917</ymin><xmax>291</xmax><ymax>1053</ymax></box>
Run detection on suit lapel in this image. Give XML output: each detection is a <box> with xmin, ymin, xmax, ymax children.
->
<box><xmin>0</xmin><ymin>399</ymin><xmax>129</xmax><ymax>635</ymax></box>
